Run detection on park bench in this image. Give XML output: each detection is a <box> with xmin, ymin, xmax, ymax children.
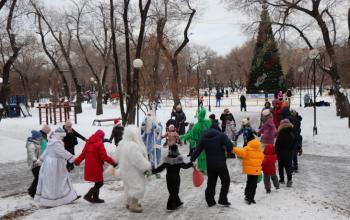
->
<box><xmin>92</xmin><ymin>117</ymin><xmax>121</xmax><ymax>126</ymax></box>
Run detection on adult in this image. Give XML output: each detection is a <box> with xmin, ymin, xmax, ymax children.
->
<box><xmin>26</xmin><ymin>130</ymin><xmax>43</xmax><ymax>198</ymax></box>
<box><xmin>141</xmin><ymin>112</ymin><xmax>157</xmax><ymax>159</ymax></box>
<box><xmin>209</xmin><ymin>114</ymin><xmax>221</xmax><ymax>132</ymax></box>
<box><xmin>215</xmin><ymin>91</ymin><xmax>222</xmax><ymax>107</ymax></box>
<box><xmin>291</xmin><ymin>110</ymin><xmax>303</xmax><ymax>172</ymax></box>
<box><xmin>198</xmin><ymin>96</ymin><xmax>204</xmax><ymax>108</ymax></box>
<box><xmin>225</xmin><ymin>90</ymin><xmax>229</xmax><ymax>98</ymax></box>
<box><xmin>75</xmin><ymin>130</ymin><xmax>116</xmax><ymax>203</ymax></box>
<box><xmin>191</xmin><ymin>127</ymin><xmax>233</xmax><ymax>207</ymax></box>
<box><xmin>109</xmin><ymin>119</ymin><xmax>124</xmax><ymax>147</ymax></box>
<box><xmin>304</xmin><ymin>94</ymin><xmax>311</xmax><ymax>107</ymax></box>
<box><xmin>259</xmin><ymin>101</ymin><xmax>273</xmax><ymax>128</ymax></box>
<box><xmin>220</xmin><ymin>109</ymin><xmax>235</xmax><ymax>132</ymax></box>
<box><xmin>181</xmin><ymin>108</ymin><xmax>211</xmax><ymax>173</ymax></box>
<box><xmin>240</xmin><ymin>94</ymin><xmax>247</xmax><ymax>112</ymax></box>
<box><xmin>35</xmin><ymin>128</ymin><xmax>80</xmax><ymax>207</ymax></box>
<box><xmin>258</xmin><ymin>109</ymin><xmax>277</xmax><ymax>146</ymax></box>
<box><xmin>286</xmin><ymin>89</ymin><xmax>292</xmax><ymax>104</ymax></box>
<box><xmin>63</xmin><ymin>120</ymin><xmax>87</xmax><ymax>172</ymax></box>
<box><xmin>171</xmin><ymin>105</ymin><xmax>187</xmax><ymax>135</ymax></box>
<box><xmin>273</xmin><ymin>100</ymin><xmax>283</xmax><ymax>128</ymax></box>
<box><xmin>40</xmin><ymin>124</ymin><xmax>51</xmax><ymax>153</ymax></box>
<box><xmin>114</xmin><ymin>125</ymin><xmax>152</xmax><ymax>213</ymax></box>
<box><xmin>275</xmin><ymin>119</ymin><xmax>295</xmax><ymax>187</ymax></box>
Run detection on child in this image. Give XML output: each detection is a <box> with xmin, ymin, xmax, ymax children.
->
<box><xmin>74</xmin><ymin>130</ymin><xmax>116</xmax><ymax>203</ymax></box>
<box><xmin>236</xmin><ymin>118</ymin><xmax>257</xmax><ymax>146</ymax></box>
<box><xmin>163</xmin><ymin>124</ymin><xmax>179</xmax><ymax>147</ymax></box>
<box><xmin>262</xmin><ymin>144</ymin><xmax>279</xmax><ymax>193</ymax></box>
<box><xmin>152</xmin><ymin>144</ymin><xmax>193</xmax><ymax>211</ymax></box>
<box><xmin>258</xmin><ymin>109</ymin><xmax>277</xmax><ymax>146</ymax></box>
<box><xmin>233</xmin><ymin>131</ymin><xmax>264</xmax><ymax>205</ymax></box>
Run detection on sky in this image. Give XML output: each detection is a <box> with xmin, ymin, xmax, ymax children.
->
<box><xmin>43</xmin><ymin>0</ymin><xmax>249</xmax><ymax>56</ymax></box>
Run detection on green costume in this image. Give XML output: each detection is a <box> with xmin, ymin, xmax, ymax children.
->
<box><xmin>181</xmin><ymin>108</ymin><xmax>211</xmax><ymax>173</ymax></box>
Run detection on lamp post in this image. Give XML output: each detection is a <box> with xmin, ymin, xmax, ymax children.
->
<box><xmin>297</xmin><ymin>66</ymin><xmax>304</xmax><ymax>107</ymax></box>
<box><xmin>206</xmin><ymin>69</ymin><xmax>212</xmax><ymax>112</ymax></box>
<box><xmin>308</xmin><ymin>49</ymin><xmax>320</xmax><ymax>136</ymax></box>
<box><xmin>133</xmin><ymin>58</ymin><xmax>143</xmax><ymax>126</ymax></box>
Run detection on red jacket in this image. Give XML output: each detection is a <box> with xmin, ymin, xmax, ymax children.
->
<box><xmin>74</xmin><ymin>130</ymin><xmax>115</xmax><ymax>182</ymax></box>
<box><xmin>262</xmin><ymin>144</ymin><xmax>277</xmax><ymax>175</ymax></box>
<box><xmin>273</xmin><ymin>105</ymin><xmax>282</xmax><ymax>128</ymax></box>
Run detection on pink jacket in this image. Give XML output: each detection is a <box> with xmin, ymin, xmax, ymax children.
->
<box><xmin>163</xmin><ymin>131</ymin><xmax>179</xmax><ymax>146</ymax></box>
<box><xmin>258</xmin><ymin>117</ymin><xmax>277</xmax><ymax>145</ymax></box>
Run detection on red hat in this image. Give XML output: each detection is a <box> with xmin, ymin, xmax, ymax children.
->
<box><xmin>114</xmin><ymin>119</ymin><xmax>122</xmax><ymax>126</ymax></box>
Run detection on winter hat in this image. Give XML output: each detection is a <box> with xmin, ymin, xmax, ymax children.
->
<box><xmin>242</xmin><ymin>118</ymin><xmax>249</xmax><ymax>126</ymax></box>
<box><xmin>31</xmin><ymin>130</ymin><xmax>42</xmax><ymax>140</ymax></box>
<box><xmin>280</xmin><ymin>118</ymin><xmax>291</xmax><ymax>127</ymax></box>
<box><xmin>114</xmin><ymin>119</ymin><xmax>122</xmax><ymax>126</ymax></box>
<box><xmin>209</xmin><ymin>114</ymin><xmax>216</xmax><ymax>120</ymax></box>
<box><xmin>95</xmin><ymin>129</ymin><xmax>105</xmax><ymax>140</ymax></box>
<box><xmin>41</xmin><ymin>124</ymin><xmax>51</xmax><ymax>134</ymax></box>
<box><xmin>65</xmin><ymin>120</ymin><xmax>73</xmax><ymax>127</ymax></box>
<box><xmin>168</xmin><ymin>124</ymin><xmax>176</xmax><ymax>131</ymax></box>
<box><xmin>54</xmin><ymin>127</ymin><xmax>66</xmax><ymax>139</ymax></box>
<box><xmin>262</xmin><ymin>109</ymin><xmax>271</xmax><ymax>117</ymax></box>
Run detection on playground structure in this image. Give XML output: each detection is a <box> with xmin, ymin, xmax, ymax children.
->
<box><xmin>37</xmin><ymin>102</ymin><xmax>77</xmax><ymax>125</ymax></box>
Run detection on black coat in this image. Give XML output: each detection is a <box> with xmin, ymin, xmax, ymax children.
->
<box><xmin>63</xmin><ymin>126</ymin><xmax>86</xmax><ymax>154</ymax></box>
<box><xmin>211</xmin><ymin>119</ymin><xmax>222</xmax><ymax>132</ymax></box>
<box><xmin>171</xmin><ymin>110</ymin><xmax>186</xmax><ymax>135</ymax></box>
<box><xmin>220</xmin><ymin>113</ymin><xmax>235</xmax><ymax>132</ymax></box>
<box><xmin>275</xmin><ymin>126</ymin><xmax>295</xmax><ymax>161</ymax></box>
<box><xmin>152</xmin><ymin>155</ymin><xmax>192</xmax><ymax>210</ymax></box>
<box><xmin>191</xmin><ymin>128</ymin><xmax>233</xmax><ymax>169</ymax></box>
<box><xmin>109</xmin><ymin>126</ymin><xmax>124</xmax><ymax>146</ymax></box>
<box><xmin>240</xmin><ymin>95</ymin><xmax>246</xmax><ymax>106</ymax></box>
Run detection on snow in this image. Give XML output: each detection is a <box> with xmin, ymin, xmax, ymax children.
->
<box><xmin>0</xmin><ymin>93</ymin><xmax>349</xmax><ymax>219</ymax></box>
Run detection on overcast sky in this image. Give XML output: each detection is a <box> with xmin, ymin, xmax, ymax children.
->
<box><xmin>43</xmin><ymin>0</ymin><xmax>249</xmax><ymax>56</ymax></box>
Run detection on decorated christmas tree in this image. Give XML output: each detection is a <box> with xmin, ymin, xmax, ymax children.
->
<box><xmin>246</xmin><ymin>3</ymin><xmax>286</xmax><ymax>94</ymax></box>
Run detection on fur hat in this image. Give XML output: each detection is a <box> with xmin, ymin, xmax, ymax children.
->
<box><xmin>278</xmin><ymin>118</ymin><xmax>293</xmax><ymax>132</ymax></box>
<box><xmin>262</xmin><ymin>109</ymin><xmax>271</xmax><ymax>117</ymax></box>
<box><xmin>41</xmin><ymin>124</ymin><xmax>51</xmax><ymax>134</ymax></box>
<box><xmin>31</xmin><ymin>130</ymin><xmax>42</xmax><ymax>140</ymax></box>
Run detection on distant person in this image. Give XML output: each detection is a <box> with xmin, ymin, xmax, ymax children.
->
<box><xmin>171</xmin><ymin>105</ymin><xmax>187</xmax><ymax>135</ymax></box>
<box><xmin>286</xmin><ymin>89</ymin><xmax>292</xmax><ymax>104</ymax></box>
<box><xmin>240</xmin><ymin>94</ymin><xmax>247</xmax><ymax>112</ymax></box>
<box><xmin>63</xmin><ymin>120</ymin><xmax>87</xmax><ymax>172</ymax></box>
<box><xmin>26</xmin><ymin>130</ymin><xmax>43</xmax><ymax>198</ymax></box>
<box><xmin>220</xmin><ymin>109</ymin><xmax>235</xmax><ymax>132</ymax></box>
<box><xmin>109</xmin><ymin>119</ymin><xmax>124</xmax><ymax>147</ymax></box>
<box><xmin>225</xmin><ymin>90</ymin><xmax>229</xmax><ymax>98</ymax></box>
<box><xmin>304</xmin><ymin>94</ymin><xmax>311</xmax><ymax>107</ymax></box>
<box><xmin>198</xmin><ymin>96</ymin><xmax>204</xmax><ymax>108</ymax></box>
<box><xmin>215</xmin><ymin>91</ymin><xmax>222</xmax><ymax>107</ymax></box>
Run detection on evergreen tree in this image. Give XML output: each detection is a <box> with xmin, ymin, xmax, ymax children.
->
<box><xmin>246</xmin><ymin>3</ymin><xmax>286</xmax><ymax>94</ymax></box>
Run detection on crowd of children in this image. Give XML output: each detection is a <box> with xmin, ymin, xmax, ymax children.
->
<box><xmin>25</xmin><ymin>92</ymin><xmax>302</xmax><ymax>213</ymax></box>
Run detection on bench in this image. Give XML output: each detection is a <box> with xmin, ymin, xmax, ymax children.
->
<box><xmin>92</xmin><ymin>117</ymin><xmax>121</xmax><ymax>126</ymax></box>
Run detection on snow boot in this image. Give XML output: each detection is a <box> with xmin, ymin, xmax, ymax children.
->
<box><xmin>287</xmin><ymin>180</ymin><xmax>293</xmax><ymax>187</ymax></box>
<box><xmin>92</xmin><ymin>189</ymin><xmax>105</xmax><ymax>203</ymax></box>
<box><xmin>218</xmin><ymin>201</ymin><xmax>231</xmax><ymax>207</ymax></box>
<box><xmin>279</xmin><ymin>179</ymin><xmax>285</xmax><ymax>184</ymax></box>
<box><xmin>129</xmin><ymin>198</ymin><xmax>143</xmax><ymax>213</ymax></box>
<box><xmin>266</xmin><ymin>189</ymin><xmax>271</xmax><ymax>194</ymax></box>
<box><xmin>83</xmin><ymin>188</ymin><xmax>95</xmax><ymax>203</ymax></box>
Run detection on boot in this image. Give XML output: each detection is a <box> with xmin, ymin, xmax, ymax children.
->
<box><xmin>92</xmin><ymin>189</ymin><xmax>104</xmax><ymax>203</ymax></box>
<box><xmin>128</xmin><ymin>198</ymin><xmax>143</xmax><ymax>213</ymax></box>
<box><xmin>83</xmin><ymin>188</ymin><xmax>95</xmax><ymax>203</ymax></box>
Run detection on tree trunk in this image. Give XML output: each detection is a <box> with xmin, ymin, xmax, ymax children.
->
<box><xmin>171</xmin><ymin>59</ymin><xmax>180</xmax><ymax>105</ymax></box>
<box><xmin>96</xmin><ymin>84</ymin><xmax>103</xmax><ymax>115</ymax></box>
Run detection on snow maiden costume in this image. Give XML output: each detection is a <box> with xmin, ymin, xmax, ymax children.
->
<box><xmin>34</xmin><ymin>128</ymin><xmax>80</xmax><ymax>207</ymax></box>
<box><xmin>114</xmin><ymin>125</ymin><xmax>152</xmax><ymax>213</ymax></box>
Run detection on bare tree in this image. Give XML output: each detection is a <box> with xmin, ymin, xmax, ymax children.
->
<box><xmin>0</xmin><ymin>0</ymin><xmax>21</xmax><ymax>121</ymax></box>
<box><xmin>0</xmin><ymin>0</ymin><xmax>8</xmax><ymax>11</ymax></box>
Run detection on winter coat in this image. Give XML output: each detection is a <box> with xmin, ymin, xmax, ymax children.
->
<box><xmin>236</xmin><ymin>126</ymin><xmax>257</xmax><ymax>146</ymax></box>
<box><xmin>262</xmin><ymin>144</ymin><xmax>277</xmax><ymax>175</ymax></box>
<box><xmin>279</xmin><ymin>108</ymin><xmax>299</xmax><ymax>148</ymax></box>
<box><xmin>273</xmin><ymin>105</ymin><xmax>282</xmax><ymax>128</ymax></box>
<box><xmin>35</xmin><ymin>136</ymin><xmax>78</xmax><ymax>207</ymax></box>
<box><xmin>163</xmin><ymin>131</ymin><xmax>179</xmax><ymax>146</ymax></box>
<box><xmin>109</xmin><ymin>126</ymin><xmax>124</xmax><ymax>146</ymax></box>
<box><xmin>113</xmin><ymin>125</ymin><xmax>151</xmax><ymax>200</ymax></box>
<box><xmin>191</xmin><ymin>128</ymin><xmax>233</xmax><ymax>169</ymax></box>
<box><xmin>63</xmin><ymin>126</ymin><xmax>86</xmax><ymax>155</ymax></box>
<box><xmin>26</xmin><ymin>138</ymin><xmax>42</xmax><ymax>170</ymax></box>
<box><xmin>215</xmin><ymin>92</ymin><xmax>222</xmax><ymax>100</ymax></box>
<box><xmin>233</xmin><ymin>139</ymin><xmax>264</xmax><ymax>175</ymax></box>
<box><xmin>225</xmin><ymin>120</ymin><xmax>236</xmax><ymax>141</ymax></box>
<box><xmin>275</xmin><ymin>123</ymin><xmax>295</xmax><ymax>161</ymax></box>
<box><xmin>240</xmin><ymin>95</ymin><xmax>246</xmax><ymax>107</ymax></box>
<box><xmin>210</xmin><ymin>119</ymin><xmax>222</xmax><ymax>132</ymax></box>
<box><xmin>258</xmin><ymin>117</ymin><xmax>277</xmax><ymax>145</ymax></box>
<box><xmin>171</xmin><ymin>110</ymin><xmax>187</xmax><ymax>135</ymax></box>
<box><xmin>74</xmin><ymin>132</ymin><xmax>115</xmax><ymax>182</ymax></box>
<box><xmin>220</xmin><ymin>113</ymin><xmax>235</xmax><ymax>132</ymax></box>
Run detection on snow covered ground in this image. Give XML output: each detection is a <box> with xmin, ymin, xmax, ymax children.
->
<box><xmin>0</xmin><ymin>94</ymin><xmax>349</xmax><ymax>219</ymax></box>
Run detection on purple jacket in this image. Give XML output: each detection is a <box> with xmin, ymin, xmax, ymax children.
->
<box><xmin>258</xmin><ymin>117</ymin><xmax>277</xmax><ymax>145</ymax></box>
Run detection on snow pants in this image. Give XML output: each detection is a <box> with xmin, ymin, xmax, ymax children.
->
<box><xmin>263</xmin><ymin>174</ymin><xmax>279</xmax><ymax>191</ymax></box>
<box><xmin>28</xmin><ymin>166</ymin><xmax>40</xmax><ymax>198</ymax></box>
<box><xmin>166</xmin><ymin>173</ymin><xmax>183</xmax><ymax>210</ymax></box>
<box><xmin>278</xmin><ymin>158</ymin><xmax>292</xmax><ymax>182</ymax></box>
<box><xmin>244</xmin><ymin>175</ymin><xmax>258</xmax><ymax>201</ymax></box>
<box><xmin>205</xmin><ymin>165</ymin><xmax>230</xmax><ymax>206</ymax></box>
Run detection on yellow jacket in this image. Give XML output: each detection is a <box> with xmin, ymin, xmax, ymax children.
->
<box><xmin>233</xmin><ymin>139</ymin><xmax>264</xmax><ymax>175</ymax></box>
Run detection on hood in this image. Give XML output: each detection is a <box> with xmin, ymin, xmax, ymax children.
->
<box><xmin>197</xmin><ymin>108</ymin><xmax>207</xmax><ymax>123</ymax></box>
<box><xmin>122</xmin><ymin>125</ymin><xmax>143</xmax><ymax>146</ymax></box>
<box><xmin>203</xmin><ymin>128</ymin><xmax>220</xmax><ymax>139</ymax></box>
<box><xmin>264</xmin><ymin>144</ymin><xmax>275</xmax><ymax>155</ymax></box>
<box><xmin>87</xmin><ymin>130</ymin><xmax>105</xmax><ymax>144</ymax></box>
<box><xmin>247</xmin><ymin>139</ymin><xmax>261</xmax><ymax>150</ymax></box>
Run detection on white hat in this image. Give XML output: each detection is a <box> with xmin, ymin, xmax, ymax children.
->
<box><xmin>54</xmin><ymin>127</ymin><xmax>66</xmax><ymax>139</ymax></box>
<box><xmin>262</xmin><ymin>109</ymin><xmax>271</xmax><ymax>117</ymax></box>
<box><xmin>242</xmin><ymin>118</ymin><xmax>249</xmax><ymax>126</ymax></box>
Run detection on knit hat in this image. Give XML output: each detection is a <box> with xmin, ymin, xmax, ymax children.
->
<box><xmin>262</xmin><ymin>109</ymin><xmax>271</xmax><ymax>117</ymax></box>
<box><xmin>31</xmin><ymin>130</ymin><xmax>42</xmax><ymax>139</ymax></box>
<box><xmin>41</xmin><ymin>124</ymin><xmax>51</xmax><ymax>134</ymax></box>
<box><xmin>209</xmin><ymin>114</ymin><xmax>216</xmax><ymax>120</ymax></box>
<box><xmin>114</xmin><ymin>119</ymin><xmax>122</xmax><ymax>126</ymax></box>
<box><xmin>54</xmin><ymin>127</ymin><xmax>66</xmax><ymax>139</ymax></box>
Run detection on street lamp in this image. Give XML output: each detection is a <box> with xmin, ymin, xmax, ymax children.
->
<box><xmin>206</xmin><ymin>69</ymin><xmax>212</xmax><ymax>112</ymax></box>
<box><xmin>297</xmin><ymin>66</ymin><xmax>304</xmax><ymax>107</ymax></box>
<box><xmin>90</xmin><ymin>77</ymin><xmax>95</xmax><ymax>91</ymax></box>
<box><xmin>308</xmin><ymin>48</ymin><xmax>320</xmax><ymax>136</ymax></box>
<box><xmin>133</xmin><ymin>58</ymin><xmax>143</xmax><ymax>126</ymax></box>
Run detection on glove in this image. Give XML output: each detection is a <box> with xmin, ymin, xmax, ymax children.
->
<box><xmin>33</xmin><ymin>159</ymin><xmax>42</xmax><ymax>167</ymax></box>
<box><xmin>298</xmin><ymin>149</ymin><xmax>303</xmax><ymax>156</ymax></box>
